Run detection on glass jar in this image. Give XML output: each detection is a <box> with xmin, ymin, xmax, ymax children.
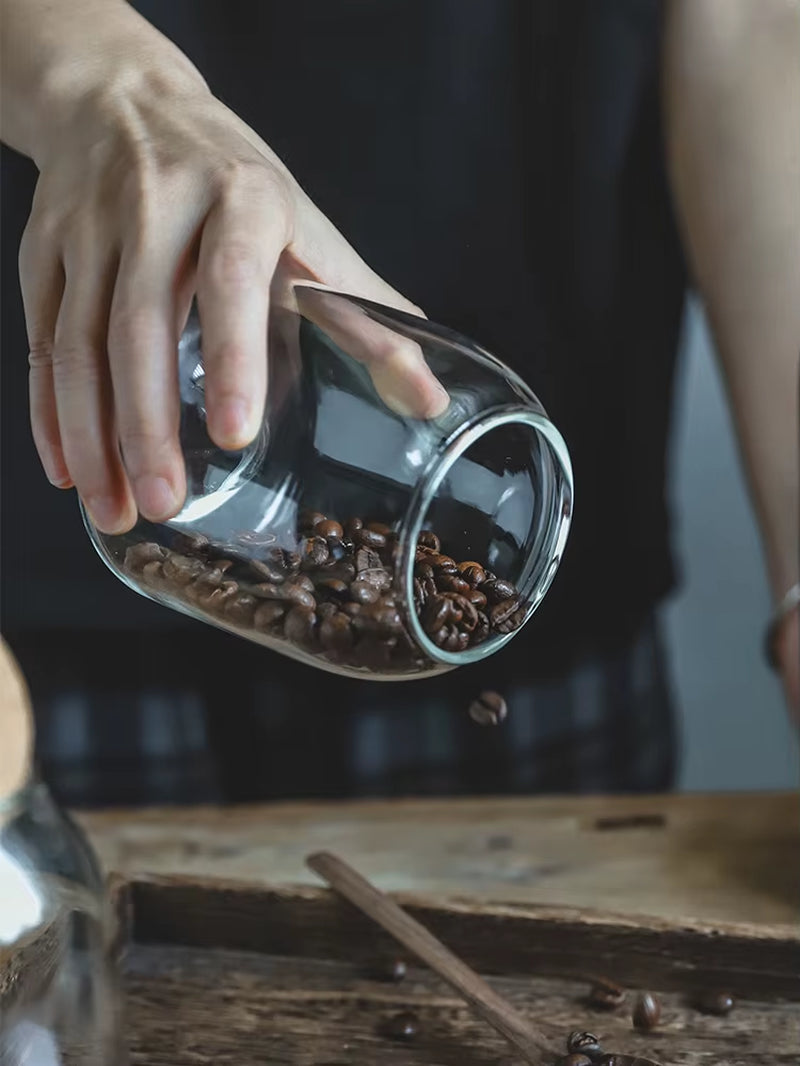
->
<box><xmin>84</xmin><ymin>286</ymin><xmax>573</xmax><ymax>679</ymax></box>
<box><xmin>0</xmin><ymin>780</ymin><xmax>127</xmax><ymax>1065</ymax></box>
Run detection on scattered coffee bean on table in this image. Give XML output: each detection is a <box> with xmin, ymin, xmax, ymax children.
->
<box><xmin>567</xmin><ymin>1031</ymin><xmax>603</xmax><ymax>1059</ymax></box>
<box><xmin>383</xmin><ymin>1010</ymin><xmax>418</xmax><ymax>1041</ymax></box>
<box><xmin>588</xmin><ymin>977</ymin><xmax>626</xmax><ymax>1010</ymax></box>
<box><xmin>632</xmin><ymin>992</ymin><xmax>661</xmax><ymax>1031</ymax></box>
<box><xmin>694</xmin><ymin>989</ymin><xmax>734</xmax><ymax>1016</ymax></box>
<box><xmin>123</xmin><ymin>516</ymin><xmax>526</xmax><ymax>674</ymax></box>
<box><xmin>370</xmin><ymin>958</ymin><xmax>406</xmax><ymax>983</ymax></box>
<box><xmin>468</xmin><ymin>690</ymin><xmax>508</xmax><ymax>725</ymax></box>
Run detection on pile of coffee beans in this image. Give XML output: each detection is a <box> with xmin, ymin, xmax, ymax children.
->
<box><xmin>122</xmin><ymin>510</ymin><xmax>525</xmax><ymax>673</ymax></box>
<box><xmin>553</xmin><ymin>1030</ymin><xmax>662</xmax><ymax>1066</ymax></box>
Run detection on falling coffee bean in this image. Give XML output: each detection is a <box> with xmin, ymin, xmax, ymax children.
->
<box><xmin>694</xmin><ymin>989</ymin><xmax>734</xmax><ymax>1016</ymax></box>
<box><xmin>632</xmin><ymin>992</ymin><xmax>661</xmax><ymax>1031</ymax></box>
<box><xmin>588</xmin><ymin>977</ymin><xmax>626</xmax><ymax>1010</ymax></box>
<box><xmin>567</xmin><ymin>1032</ymin><xmax>602</xmax><ymax>1059</ymax></box>
<box><xmin>384</xmin><ymin>1011</ymin><xmax>418</xmax><ymax>1041</ymax></box>
<box><xmin>468</xmin><ymin>691</ymin><xmax>508</xmax><ymax>726</ymax></box>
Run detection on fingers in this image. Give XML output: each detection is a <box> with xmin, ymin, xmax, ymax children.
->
<box><xmin>51</xmin><ymin>242</ymin><xmax>137</xmax><ymax>533</ymax></box>
<box><xmin>108</xmin><ymin>245</ymin><xmax>187</xmax><ymax>523</ymax></box>
<box><xmin>288</xmin><ymin>200</ymin><xmax>449</xmax><ymax>419</ymax></box>
<box><xmin>19</xmin><ymin>223</ymin><xmax>71</xmax><ymax>488</ymax></box>
<box><xmin>196</xmin><ymin>175</ymin><xmax>290</xmax><ymax>449</ymax></box>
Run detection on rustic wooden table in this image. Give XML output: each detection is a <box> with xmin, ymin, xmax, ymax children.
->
<box><xmin>76</xmin><ymin>792</ymin><xmax>799</xmax><ymax>1065</ymax></box>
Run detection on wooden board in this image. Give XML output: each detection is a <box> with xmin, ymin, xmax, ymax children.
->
<box><xmin>78</xmin><ymin>792</ymin><xmax>800</xmax><ymax>927</ymax></box>
<box><xmin>118</xmin><ymin>875</ymin><xmax>800</xmax><ymax>1066</ymax></box>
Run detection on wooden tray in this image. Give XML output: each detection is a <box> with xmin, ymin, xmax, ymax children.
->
<box><xmin>116</xmin><ymin>874</ymin><xmax>800</xmax><ymax>1065</ymax></box>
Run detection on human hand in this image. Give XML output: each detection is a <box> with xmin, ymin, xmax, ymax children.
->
<box><xmin>19</xmin><ymin>66</ymin><xmax>448</xmax><ymax>535</ymax></box>
<box><xmin>774</xmin><ymin>607</ymin><xmax>800</xmax><ymax>726</ymax></box>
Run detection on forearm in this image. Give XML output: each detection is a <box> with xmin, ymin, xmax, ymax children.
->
<box><xmin>663</xmin><ymin>0</ymin><xmax>800</xmax><ymax>602</ymax></box>
<box><xmin>0</xmin><ymin>0</ymin><xmax>206</xmax><ymax>164</ymax></box>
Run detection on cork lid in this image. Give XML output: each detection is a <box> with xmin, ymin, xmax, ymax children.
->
<box><xmin>0</xmin><ymin>638</ymin><xmax>34</xmax><ymax>801</ymax></box>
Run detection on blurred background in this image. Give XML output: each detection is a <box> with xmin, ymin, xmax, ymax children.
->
<box><xmin>1</xmin><ymin>0</ymin><xmax>797</xmax><ymax>808</ymax></box>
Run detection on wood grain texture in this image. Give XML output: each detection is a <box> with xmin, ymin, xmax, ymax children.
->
<box><xmin>76</xmin><ymin>792</ymin><xmax>800</xmax><ymax>928</ymax></box>
<box><xmin>122</xmin><ymin>942</ymin><xmax>799</xmax><ymax>1065</ymax></box>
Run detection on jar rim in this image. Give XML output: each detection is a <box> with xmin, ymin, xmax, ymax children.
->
<box><xmin>400</xmin><ymin>406</ymin><xmax>573</xmax><ymax>667</ymax></box>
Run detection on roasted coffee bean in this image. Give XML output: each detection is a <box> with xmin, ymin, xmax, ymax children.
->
<box><xmin>386</xmin><ymin>959</ymin><xmax>407</xmax><ymax>982</ymax></box>
<box><xmin>415</xmin><ymin>561</ymin><xmax>435</xmax><ymax>581</ymax></box>
<box><xmin>355</xmin><ymin>546</ymin><xmax>383</xmax><ymax>572</ymax></box>
<box><xmin>317</xmin><ymin>519</ymin><xmax>344</xmax><ymax>542</ymax></box>
<box><xmin>358</xmin><ymin>566</ymin><xmax>392</xmax><ymax>590</ymax></box>
<box><xmin>292</xmin><ymin>574</ymin><xmax>315</xmax><ymax>592</ymax></box>
<box><xmin>467</xmin><ymin>588</ymin><xmax>487</xmax><ymax>609</ymax></box>
<box><xmin>125</xmin><ymin>542</ymin><xmax>166</xmax><ymax>572</ymax></box>
<box><xmin>443</xmin><ymin>625</ymin><xmax>462</xmax><ymax>652</ymax></box>
<box><xmin>472</xmin><ymin>611</ymin><xmax>490</xmax><ymax>643</ymax></box>
<box><xmin>342</xmin><ymin>601</ymin><xmax>363</xmax><ymax>618</ymax></box>
<box><xmin>484</xmin><ymin>570</ymin><xmax>497</xmax><ymax>582</ymax></box>
<box><xmin>423</xmin><ymin>594</ymin><xmax>453</xmax><ymax>632</ymax></box>
<box><xmin>162</xmin><ymin>553</ymin><xmax>206</xmax><ymax>587</ymax></box>
<box><xmin>417</xmin><ymin>530</ymin><xmax>440</xmax><ymax>552</ymax></box>
<box><xmin>225</xmin><ymin>593</ymin><xmax>258</xmax><ymax>625</ymax></box>
<box><xmin>588</xmin><ymin>978</ymin><xmax>626</xmax><ymax>1010</ymax></box>
<box><xmin>281</xmin><ymin>581</ymin><xmax>317</xmax><ymax>610</ymax></box>
<box><xmin>354</xmin><ymin>604</ymin><xmax>403</xmax><ymax>635</ymax></box>
<box><xmin>468</xmin><ymin>691</ymin><xmax>508</xmax><ymax>725</ymax></box>
<box><xmin>350</xmin><ymin>580</ymin><xmax>381</xmax><ymax>605</ymax></box>
<box><xmin>283</xmin><ymin>606</ymin><xmax>317</xmax><ymax>646</ymax></box>
<box><xmin>454</xmin><ymin>628</ymin><xmax>470</xmax><ymax>652</ymax></box>
<box><xmin>356</xmin><ymin>526</ymin><xmax>387</xmax><ymax>550</ymax></box>
<box><xmin>317</xmin><ymin>601</ymin><xmax>338</xmax><ymax>621</ymax></box>
<box><xmin>251</xmin><ymin>582</ymin><xmax>285</xmax><ymax>600</ymax></box>
<box><xmin>449</xmin><ymin>595</ymin><xmax>478</xmax><ymax>631</ymax></box>
<box><xmin>141</xmin><ymin>560</ymin><xmax>166</xmax><ymax>585</ymax></box>
<box><xmin>320</xmin><ymin>612</ymin><xmax>355</xmax><ymax>652</ymax></box>
<box><xmin>205</xmin><ymin>581</ymin><xmax>239</xmax><ymax>613</ymax></box>
<box><xmin>253</xmin><ymin>601</ymin><xmax>286</xmax><ymax>629</ymax></box>
<box><xmin>431</xmin><ymin>554</ymin><xmax>458</xmax><ymax>575</ymax></box>
<box><xmin>344</xmin><ymin>516</ymin><xmax>363</xmax><ymax>539</ymax></box>
<box><xmin>298</xmin><ymin>509</ymin><xmax>326</xmax><ymax>531</ymax></box>
<box><xmin>483</xmin><ymin>578</ymin><xmax>518</xmax><ymax>603</ymax></box>
<box><xmin>632</xmin><ymin>992</ymin><xmax>661</xmax><ymax>1031</ymax></box>
<box><xmin>555</xmin><ymin>1057</ymin><xmax>593</xmax><ymax>1066</ymax></box>
<box><xmin>489</xmin><ymin>596</ymin><xmax>520</xmax><ymax>627</ymax></box>
<box><xmin>430</xmin><ymin>625</ymin><xmax>449</xmax><ymax>647</ymax></box>
<box><xmin>457</xmin><ymin>561</ymin><xmax>486</xmax><ymax>586</ymax></box>
<box><xmin>567</xmin><ymin>1032</ymin><xmax>602</xmax><ymax>1059</ymax></box>
<box><xmin>172</xmin><ymin>532</ymin><xmax>210</xmax><ymax>556</ymax></box>
<box><xmin>248</xmin><ymin>558</ymin><xmax>286</xmax><ymax>583</ymax></box>
<box><xmin>316</xmin><ymin>577</ymin><xmax>349</xmax><ymax>600</ymax></box>
<box><xmin>366</xmin><ymin>521</ymin><xmax>393</xmax><ymax>537</ymax></box>
<box><xmin>211</xmin><ymin>558</ymin><xmax>235</xmax><ymax>573</ymax></box>
<box><xmin>384</xmin><ymin>1011</ymin><xmax>418</xmax><ymax>1041</ymax></box>
<box><xmin>694</xmin><ymin>990</ymin><xmax>734</xmax><ymax>1016</ymax></box>
<box><xmin>437</xmin><ymin>574</ymin><xmax>471</xmax><ymax>595</ymax></box>
<box><xmin>415</xmin><ymin>545</ymin><xmax>436</xmax><ymax>564</ymax></box>
<box><xmin>300</xmin><ymin>536</ymin><xmax>330</xmax><ymax>569</ymax></box>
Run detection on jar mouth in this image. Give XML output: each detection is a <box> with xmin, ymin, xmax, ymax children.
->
<box><xmin>401</xmin><ymin>407</ymin><xmax>573</xmax><ymax>667</ymax></box>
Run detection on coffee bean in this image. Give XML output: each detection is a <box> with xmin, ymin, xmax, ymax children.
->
<box><xmin>437</xmin><ymin>574</ymin><xmax>471</xmax><ymax>595</ymax></box>
<box><xmin>632</xmin><ymin>992</ymin><xmax>661</xmax><ymax>1031</ymax></box>
<box><xmin>124</xmin><ymin>542</ymin><xmax>166</xmax><ymax>573</ymax></box>
<box><xmin>449</xmin><ymin>594</ymin><xmax>478</xmax><ymax>631</ymax></box>
<box><xmin>694</xmin><ymin>990</ymin><xmax>734</xmax><ymax>1016</ymax></box>
<box><xmin>281</xmin><ymin>581</ymin><xmax>317</xmax><ymax>610</ymax></box>
<box><xmin>472</xmin><ymin>611</ymin><xmax>490</xmax><ymax>643</ymax></box>
<box><xmin>431</xmin><ymin>625</ymin><xmax>449</xmax><ymax>647</ymax></box>
<box><xmin>344</xmin><ymin>516</ymin><xmax>363</xmax><ymax>539</ymax></box>
<box><xmin>294</xmin><ymin>574</ymin><xmax>315</xmax><ymax>593</ymax></box>
<box><xmin>320</xmin><ymin>612</ymin><xmax>355</xmax><ymax>652</ymax></box>
<box><xmin>172</xmin><ymin>532</ymin><xmax>210</xmax><ymax>556</ymax></box>
<box><xmin>162</xmin><ymin>553</ymin><xmax>206</xmax><ymax>587</ymax></box>
<box><xmin>316</xmin><ymin>577</ymin><xmax>349</xmax><ymax>600</ymax></box>
<box><xmin>298</xmin><ymin>509</ymin><xmax>326</xmax><ymax>530</ymax></box>
<box><xmin>355</xmin><ymin>546</ymin><xmax>382</xmax><ymax>572</ymax></box>
<box><xmin>431</xmin><ymin>554</ymin><xmax>458</xmax><ymax>574</ymax></box>
<box><xmin>417</xmin><ymin>530</ymin><xmax>440</xmax><ymax>552</ymax></box>
<box><xmin>317</xmin><ymin>519</ymin><xmax>344</xmax><ymax>542</ymax></box>
<box><xmin>483</xmin><ymin>578</ymin><xmax>518</xmax><ymax>603</ymax></box>
<box><xmin>489</xmin><ymin>596</ymin><xmax>520</xmax><ymax>627</ymax></box>
<box><xmin>254</xmin><ymin>601</ymin><xmax>286</xmax><ymax>629</ymax></box>
<box><xmin>283</xmin><ymin>606</ymin><xmax>317</xmax><ymax>647</ymax></box>
<box><xmin>248</xmin><ymin>558</ymin><xmax>286</xmax><ymax>583</ymax></box>
<box><xmin>384</xmin><ymin>1011</ymin><xmax>418</xmax><ymax>1041</ymax></box>
<box><xmin>567</xmin><ymin>1032</ymin><xmax>602</xmax><ymax>1059</ymax></box>
<box><xmin>350</xmin><ymin>580</ymin><xmax>380</xmax><ymax>605</ymax></box>
<box><xmin>141</xmin><ymin>560</ymin><xmax>166</xmax><ymax>585</ymax></box>
<box><xmin>211</xmin><ymin>558</ymin><xmax>235</xmax><ymax>573</ymax></box>
<box><xmin>342</xmin><ymin>602</ymin><xmax>363</xmax><ymax>617</ymax></box>
<box><xmin>555</xmin><ymin>1057</ymin><xmax>593</xmax><ymax>1066</ymax></box>
<box><xmin>457</xmin><ymin>561</ymin><xmax>486</xmax><ymax>586</ymax></box>
<box><xmin>354</xmin><ymin>604</ymin><xmax>403</xmax><ymax>635</ymax></box>
<box><xmin>317</xmin><ymin>601</ymin><xmax>338</xmax><ymax>621</ymax></box>
<box><xmin>300</xmin><ymin>536</ymin><xmax>330</xmax><ymax>569</ymax></box>
<box><xmin>588</xmin><ymin>978</ymin><xmax>626</xmax><ymax>1010</ymax></box>
<box><xmin>366</xmin><ymin>520</ymin><xmax>393</xmax><ymax>537</ymax></box>
<box><xmin>467</xmin><ymin>588</ymin><xmax>487</xmax><ymax>608</ymax></box>
<box><xmin>225</xmin><ymin>593</ymin><xmax>258</xmax><ymax>625</ymax></box>
<box><xmin>468</xmin><ymin>691</ymin><xmax>508</xmax><ymax>725</ymax></box>
<box><xmin>423</xmin><ymin>594</ymin><xmax>453</xmax><ymax>633</ymax></box>
<box><xmin>358</xmin><ymin>566</ymin><xmax>392</xmax><ymax>590</ymax></box>
<box><xmin>204</xmin><ymin>581</ymin><xmax>239</xmax><ymax>613</ymax></box>
<box><xmin>443</xmin><ymin>625</ymin><xmax>462</xmax><ymax>652</ymax></box>
<box><xmin>356</xmin><ymin>526</ymin><xmax>387</xmax><ymax>550</ymax></box>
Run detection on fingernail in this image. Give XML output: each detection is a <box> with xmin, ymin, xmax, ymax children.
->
<box><xmin>85</xmin><ymin>495</ymin><xmax>126</xmax><ymax>533</ymax></box>
<box><xmin>215</xmin><ymin>399</ymin><xmax>255</xmax><ymax>448</ymax></box>
<box><xmin>134</xmin><ymin>476</ymin><xmax>179</xmax><ymax>521</ymax></box>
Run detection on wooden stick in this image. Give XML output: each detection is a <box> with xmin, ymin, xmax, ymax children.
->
<box><xmin>306</xmin><ymin>850</ymin><xmax>557</xmax><ymax>1064</ymax></box>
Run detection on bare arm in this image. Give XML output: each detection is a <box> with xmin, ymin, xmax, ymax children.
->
<box><xmin>663</xmin><ymin>0</ymin><xmax>800</xmax><ymax>710</ymax></box>
<box><xmin>0</xmin><ymin>0</ymin><xmax>447</xmax><ymax>534</ymax></box>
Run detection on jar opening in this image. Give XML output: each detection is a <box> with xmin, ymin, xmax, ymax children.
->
<box><xmin>403</xmin><ymin>409</ymin><xmax>572</xmax><ymax>666</ymax></box>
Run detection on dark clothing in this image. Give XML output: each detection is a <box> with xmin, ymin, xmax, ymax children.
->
<box><xmin>0</xmin><ymin>1</ymin><xmax>685</xmax><ymax>803</ymax></box>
